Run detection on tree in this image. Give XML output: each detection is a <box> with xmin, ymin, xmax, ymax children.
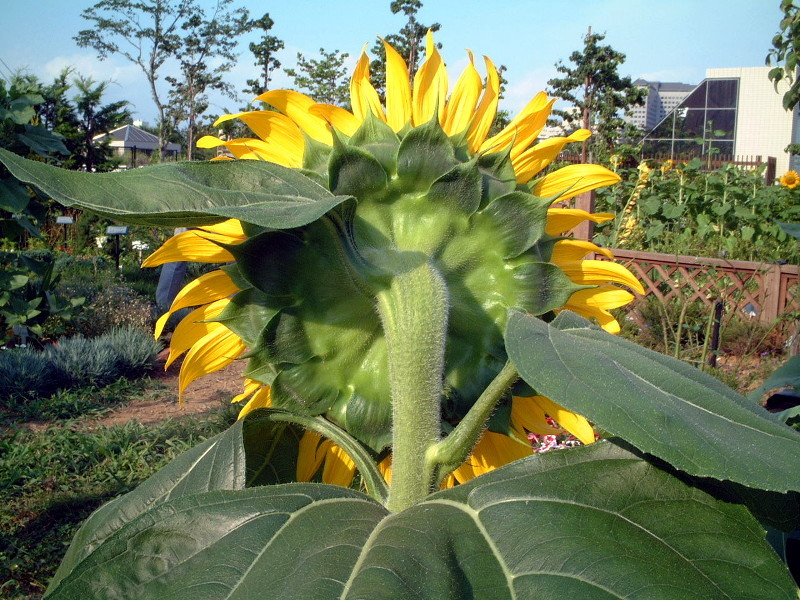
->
<box><xmin>243</xmin><ymin>13</ymin><xmax>284</xmax><ymax>98</ymax></box>
<box><xmin>369</xmin><ymin>1</ymin><xmax>441</xmax><ymax>98</ymax></box>
<box><xmin>69</xmin><ymin>77</ymin><xmax>131</xmax><ymax>172</ymax></box>
<box><xmin>75</xmin><ymin>0</ymin><xmax>194</xmax><ymax>159</ymax></box>
<box><xmin>165</xmin><ymin>1</ymin><xmax>251</xmax><ymax>159</ymax></box>
<box><xmin>766</xmin><ymin>0</ymin><xmax>800</xmax><ymax>109</ymax></box>
<box><xmin>284</xmin><ymin>49</ymin><xmax>350</xmax><ymax>106</ymax></box>
<box><xmin>547</xmin><ymin>29</ymin><xmax>646</xmax><ymax>162</ymax></box>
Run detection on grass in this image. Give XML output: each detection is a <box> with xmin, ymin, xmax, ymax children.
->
<box><xmin>0</xmin><ymin>379</ymin><xmax>238</xmax><ymax>599</ymax></box>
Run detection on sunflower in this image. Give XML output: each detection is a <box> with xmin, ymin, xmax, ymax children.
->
<box><xmin>780</xmin><ymin>170</ymin><xmax>800</xmax><ymax>189</ymax></box>
<box><xmin>145</xmin><ymin>33</ymin><xmax>643</xmax><ymax>489</ymax></box>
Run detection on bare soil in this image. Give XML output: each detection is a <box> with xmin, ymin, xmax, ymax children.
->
<box><xmin>90</xmin><ymin>348</ymin><xmax>246</xmax><ymax>428</ymax></box>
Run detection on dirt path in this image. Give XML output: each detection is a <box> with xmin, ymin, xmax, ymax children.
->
<box><xmin>90</xmin><ymin>349</ymin><xmax>247</xmax><ymax>428</ymax></box>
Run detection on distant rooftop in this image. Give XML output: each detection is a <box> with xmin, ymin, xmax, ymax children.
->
<box><xmin>93</xmin><ymin>124</ymin><xmax>181</xmax><ymax>153</ymax></box>
<box><xmin>634</xmin><ymin>78</ymin><xmax>696</xmax><ymax>92</ymax></box>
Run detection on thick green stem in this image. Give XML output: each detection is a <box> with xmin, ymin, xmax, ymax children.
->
<box><xmin>427</xmin><ymin>361</ymin><xmax>519</xmax><ymax>483</ymax></box>
<box><xmin>376</xmin><ymin>258</ymin><xmax>448</xmax><ymax>513</ymax></box>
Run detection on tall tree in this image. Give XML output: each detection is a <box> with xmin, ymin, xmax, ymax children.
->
<box><xmin>547</xmin><ymin>29</ymin><xmax>645</xmax><ymax>162</ymax></box>
<box><xmin>369</xmin><ymin>1</ymin><xmax>441</xmax><ymax>98</ymax></box>
<box><xmin>165</xmin><ymin>1</ymin><xmax>251</xmax><ymax>159</ymax></box>
<box><xmin>243</xmin><ymin>13</ymin><xmax>284</xmax><ymax>98</ymax></box>
<box><xmin>766</xmin><ymin>0</ymin><xmax>800</xmax><ymax>109</ymax></box>
<box><xmin>75</xmin><ymin>0</ymin><xmax>194</xmax><ymax>159</ymax></box>
<box><xmin>284</xmin><ymin>49</ymin><xmax>350</xmax><ymax>106</ymax></box>
<box><xmin>69</xmin><ymin>77</ymin><xmax>131</xmax><ymax>172</ymax></box>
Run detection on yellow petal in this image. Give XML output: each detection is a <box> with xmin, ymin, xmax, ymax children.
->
<box><xmin>510</xmin><ymin>395</ymin><xmax>565</xmax><ymax>437</ymax></box>
<box><xmin>465</xmin><ymin>55</ymin><xmax>500</xmax><ymax>153</ymax></box>
<box><xmin>545</xmin><ymin>208</ymin><xmax>615</xmax><ymax>236</ymax></box>
<box><xmin>513</xmin><ymin>395</ymin><xmax>595</xmax><ymax>445</ymax></box>
<box><xmin>350</xmin><ymin>49</ymin><xmax>386</xmax><ymax>124</ymax></box>
<box><xmin>197</xmin><ymin>218</ymin><xmax>246</xmax><ymax>240</ymax></box>
<box><xmin>322</xmin><ymin>444</ymin><xmax>356</xmax><ymax>487</ymax></box>
<box><xmin>534</xmin><ymin>164</ymin><xmax>621</xmax><ymax>202</ymax></box>
<box><xmin>441</xmin><ymin>50</ymin><xmax>482</xmax><ymax>136</ymax></box>
<box><xmin>198</xmin><ymin>136</ymin><xmax>303</xmax><ymax>168</ymax></box>
<box><xmin>178</xmin><ymin>326</ymin><xmax>246</xmax><ymax>401</ymax></box>
<box><xmin>513</xmin><ymin>129</ymin><xmax>592</xmax><ymax>183</ymax></box>
<box><xmin>412</xmin><ymin>30</ymin><xmax>448</xmax><ymax>125</ymax></box>
<box><xmin>297</xmin><ymin>431</ymin><xmax>330</xmax><ymax>482</ymax></box>
<box><xmin>560</xmin><ymin>260</ymin><xmax>645</xmax><ymax>294</ymax></box>
<box><xmin>452</xmin><ymin>431</ymin><xmax>531</xmax><ymax>483</ymax></box>
<box><xmin>566</xmin><ymin>286</ymin><xmax>636</xmax><ymax>310</ymax></box>
<box><xmin>480</xmin><ymin>92</ymin><xmax>552</xmax><ymax>156</ymax></box>
<box><xmin>231</xmin><ymin>378</ymin><xmax>263</xmax><ymax>404</ymax></box>
<box><xmin>142</xmin><ymin>230</ymin><xmax>236</xmax><ymax>267</ymax></box>
<box><xmin>255</xmin><ymin>90</ymin><xmax>333</xmax><ymax>144</ymax></box>
<box><xmin>166</xmin><ymin>269</ymin><xmax>240</xmax><ymax>316</ymax></box>
<box><xmin>551</xmin><ymin>239</ymin><xmax>614</xmax><ymax>263</ymax></box>
<box><xmin>237</xmin><ymin>386</ymin><xmax>272</xmax><ymax>419</ymax></box>
<box><xmin>560</xmin><ymin>301</ymin><xmax>622</xmax><ymax>334</ymax></box>
<box><xmin>382</xmin><ymin>38</ymin><xmax>412</xmax><ymax>131</ymax></box>
<box><xmin>308</xmin><ymin>104</ymin><xmax>361</xmax><ymax>136</ymax></box>
<box><xmin>378</xmin><ymin>454</ymin><xmax>392</xmax><ymax>484</ymax></box>
<box><xmin>165</xmin><ymin>298</ymin><xmax>229</xmax><ymax>368</ymax></box>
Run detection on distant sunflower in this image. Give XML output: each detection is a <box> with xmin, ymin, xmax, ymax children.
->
<box><xmin>781</xmin><ymin>170</ymin><xmax>800</xmax><ymax>189</ymax></box>
<box><xmin>145</xmin><ymin>32</ymin><xmax>643</xmax><ymax>488</ymax></box>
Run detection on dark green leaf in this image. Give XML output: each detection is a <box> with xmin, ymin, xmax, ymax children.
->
<box><xmin>481</xmin><ymin>191</ymin><xmax>551</xmax><ymax>258</ymax></box>
<box><xmin>0</xmin><ymin>148</ymin><xmax>351</xmax><ymax>229</ymax></box>
<box><xmin>18</xmin><ymin>124</ymin><xmax>69</xmax><ymax>156</ymax></box>
<box><xmin>505</xmin><ymin>310</ymin><xmax>800</xmax><ymax>493</ymax></box>
<box><xmin>0</xmin><ymin>178</ymin><xmax>31</xmax><ymax>212</ymax></box>
<box><xmin>46</xmin><ymin>442</ymin><xmax>797</xmax><ymax>599</ymax></box>
<box><xmin>513</xmin><ymin>262</ymin><xmax>585</xmax><ymax>316</ymax></box>
<box><xmin>216</xmin><ymin>287</ymin><xmax>282</xmax><ymax>346</ymax></box>
<box><xmin>427</xmin><ymin>160</ymin><xmax>482</xmax><ymax>214</ymax></box>
<box><xmin>778</xmin><ymin>221</ymin><xmax>800</xmax><ymax>241</ymax></box>
<box><xmin>328</xmin><ymin>139</ymin><xmax>388</xmax><ymax>198</ymax></box>
<box><xmin>395</xmin><ymin>117</ymin><xmax>456</xmax><ymax>191</ymax></box>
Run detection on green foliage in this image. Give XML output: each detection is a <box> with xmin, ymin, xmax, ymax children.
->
<box><xmin>0</xmin><ymin>326</ymin><xmax>161</xmax><ymax>406</ymax></box>
<box><xmin>0</xmin><ymin>404</ymin><xmax>236</xmax><ymax>599</ymax></box>
<box><xmin>767</xmin><ymin>0</ymin><xmax>800</xmax><ymax>110</ymax></box>
<box><xmin>547</xmin><ymin>30</ymin><xmax>646</xmax><ymax>160</ymax></box>
<box><xmin>595</xmin><ymin>159</ymin><xmax>800</xmax><ymax>262</ymax></box>
<box><xmin>243</xmin><ymin>13</ymin><xmax>284</xmax><ymax>97</ymax></box>
<box><xmin>284</xmin><ymin>48</ymin><xmax>351</xmax><ymax>106</ymax></box>
<box><xmin>0</xmin><ymin>250</ymin><xmax>85</xmax><ymax>345</ymax></box>
<box><xmin>43</xmin><ymin>414</ymin><xmax>799</xmax><ymax>599</ymax></box>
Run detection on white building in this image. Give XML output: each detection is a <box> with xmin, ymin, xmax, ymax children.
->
<box><xmin>628</xmin><ymin>79</ymin><xmax>695</xmax><ymax>132</ymax></box>
<box><xmin>642</xmin><ymin>66</ymin><xmax>800</xmax><ymax>174</ymax></box>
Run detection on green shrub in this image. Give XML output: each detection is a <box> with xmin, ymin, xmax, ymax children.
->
<box><xmin>76</xmin><ymin>285</ymin><xmax>155</xmax><ymax>337</ymax></box>
<box><xmin>0</xmin><ymin>327</ymin><xmax>161</xmax><ymax>408</ymax></box>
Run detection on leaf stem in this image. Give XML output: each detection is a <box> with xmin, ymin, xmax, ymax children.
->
<box><xmin>426</xmin><ymin>361</ymin><xmax>519</xmax><ymax>483</ymax></box>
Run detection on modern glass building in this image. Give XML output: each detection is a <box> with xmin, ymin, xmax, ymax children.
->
<box><xmin>641</xmin><ymin>67</ymin><xmax>799</xmax><ymax>173</ymax></box>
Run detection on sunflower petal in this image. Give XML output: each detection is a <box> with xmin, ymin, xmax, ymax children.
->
<box><xmin>255</xmin><ymin>90</ymin><xmax>333</xmax><ymax>144</ymax></box>
<box><xmin>231</xmin><ymin>378</ymin><xmax>263</xmax><ymax>404</ymax></box>
<box><xmin>513</xmin><ymin>129</ymin><xmax>592</xmax><ymax>183</ymax></box>
<box><xmin>378</xmin><ymin>454</ymin><xmax>392</xmax><ymax>484</ymax></box>
<box><xmin>511</xmin><ymin>395</ymin><xmax>565</xmax><ymax>437</ymax></box>
<box><xmin>167</xmin><ymin>269</ymin><xmax>240</xmax><ymax>314</ymax></box>
<box><xmin>452</xmin><ymin>430</ymin><xmax>531</xmax><ymax>483</ymax></box>
<box><xmin>142</xmin><ymin>230</ymin><xmax>236</xmax><ymax>267</ymax></box>
<box><xmin>165</xmin><ymin>299</ymin><xmax>229</xmax><ymax>368</ymax></box>
<box><xmin>551</xmin><ymin>239</ymin><xmax>614</xmax><ymax>263</ymax></box>
<box><xmin>178</xmin><ymin>326</ymin><xmax>246</xmax><ymax>401</ymax></box>
<box><xmin>237</xmin><ymin>386</ymin><xmax>272</xmax><ymax>419</ymax></box>
<box><xmin>515</xmin><ymin>395</ymin><xmax>595</xmax><ymax>445</ymax></box>
<box><xmin>412</xmin><ymin>30</ymin><xmax>448</xmax><ymax>125</ymax></box>
<box><xmin>560</xmin><ymin>300</ymin><xmax>623</xmax><ymax>334</ymax></box>
<box><xmin>308</xmin><ymin>104</ymin><xmax>361</xmax><ymax>136</ymax></box>
<box><xmin>382</xmin><ymin>38</ymin><xmax>412</xmax><ymax>131</ymax></box>
<box><xmin>197</xmin><ymin>219</ymin><xmax>246</xmax><ymax>239</ymax></box>
<box><xmin>566</xmin><ymin>286</ymin><xmax>636</xmax><ymax>310</ymax></box>
<box><xmin>545</xmin><ymin>208</ymin><xmax>615</xmax><ymax>236</ymax></box>
<box><xmin>197</xmin><ymin>136</ymin><xmax>303</xmax><ymax>168</ymax></box>
<box><xmin>465</xmin><ymin>55</ymin><xmax>500</xmax><ymax>153</ymax></box>
<box><xmin>480</xmin><ymin>92</ymin><xmax>552</xmax><ymax>156</ymax></box>
<box><xmin>322</xmin><ymin>444</ymin><xmax>356</xmax><ymax>487</ymax></box>
<box><xmin>561</xmin><ymin>260</ymin><xmax>645</xmax><ymax>294</ymax></box>
<box><xmin>534</xmin><ymin>164</ymin><xmax>621</xmax><ymax>201</ymax></box>
<box><xmin>442</xmin><ymin>50</ymin><xmax>482</xmax><ymax>136</ymax></box>
<box><xmin>297</xmin><ymin>431</ymin><xmax>330</xmax><ymax>482</ymax></box>
<box><xmin>350</xmin><ymin>49</ymin><xmax>386</xmax><ymax>124</ymax></box>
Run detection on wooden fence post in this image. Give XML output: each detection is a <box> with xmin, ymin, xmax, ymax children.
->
<box><xmin>572</xmin><ymin>190</ymin><xmax>596</xmax><ymax>241</ymax></box>
<box><xmin>759</xmin><ymin>263</ymin><xmax>780</xmax><ymax>323</ymax></box>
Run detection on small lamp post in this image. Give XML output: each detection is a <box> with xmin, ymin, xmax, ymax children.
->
<box><xmin>105</xmin><ymin>225</ymin><xmax>129</xmax><ymax>270</ymax></box>
<box><xmin>56</xmin><ymin>215</ymin><xmax>74</xmax><ymax>247</ymax></box>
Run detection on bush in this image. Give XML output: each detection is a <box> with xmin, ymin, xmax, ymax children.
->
<box><xmin>0</xmin><ymin>327</ymin><xmax>161</xmax><ymax>407</ymax></box>
<box><xmin>75</xmin><ymin>286</ymin><xmax>154</xmax><ymax>337</ymax></box>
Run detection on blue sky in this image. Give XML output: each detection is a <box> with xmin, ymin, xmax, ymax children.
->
<box><xmin>0</xmin><ymin>0</ymin><xmax>784</xmax><ymax>123</ymax></box>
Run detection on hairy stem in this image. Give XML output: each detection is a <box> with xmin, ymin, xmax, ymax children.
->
<box><xmin>376</xmin><ymin>258</ymin><xmax>448</xmax><ymax>512</ymax></box>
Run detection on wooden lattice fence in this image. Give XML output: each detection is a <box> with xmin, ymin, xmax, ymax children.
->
<box><xmin>600</xmin><ymin>248</ymin><xmax>800</xmax><ymax>327</ymax></box>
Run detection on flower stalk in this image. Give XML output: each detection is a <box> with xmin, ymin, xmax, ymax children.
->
<box><xmin>376</xmin><ymin>258</ymin><xmax>448</xmax><ymax>512</ymax></box>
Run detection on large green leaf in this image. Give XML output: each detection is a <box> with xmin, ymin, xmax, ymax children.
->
<box><xmin>0</xmin><ymin>148</ymin><xmax>351</xmax><ymax>228</ymax></box>
<box><xmin>45</xmin><ymin>442</ymin><xmax>797</xmax><ymax>599</ymax></box>
<box><xmin>505</xmin><ymin>310</ymin><xmax>800</xmax><ymax>493</ymax></box>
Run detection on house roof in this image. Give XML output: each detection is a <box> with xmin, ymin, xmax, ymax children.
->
<box><xmin>93</xmin><ymin>124</ymin><xmax>181</xmax><ymax>152</ymax></box>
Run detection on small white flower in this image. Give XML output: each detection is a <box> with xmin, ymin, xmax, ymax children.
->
<box><xmin>95</xmin><ymin>235</ymin><xmax>108</xmax><ymax>248</ymax></box>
